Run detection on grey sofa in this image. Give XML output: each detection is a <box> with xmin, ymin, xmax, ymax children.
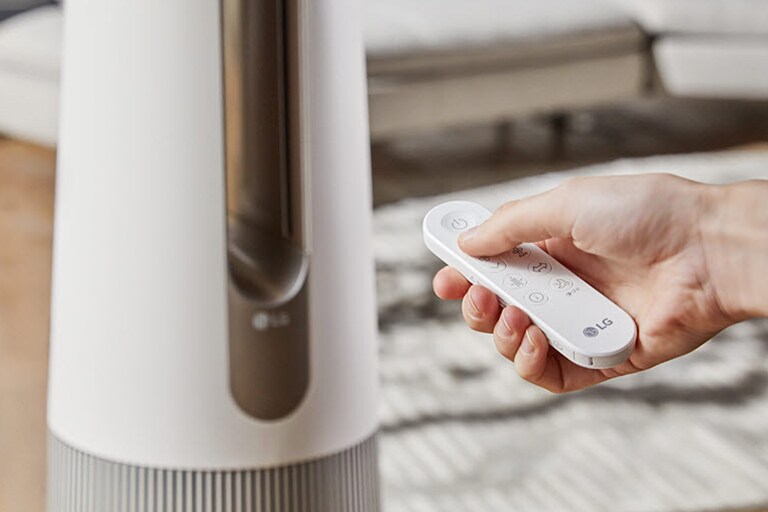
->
<box><xmin>0</xmin><ymin>0</ymin><xmax>766</xmax><ymax>146</ymax></box>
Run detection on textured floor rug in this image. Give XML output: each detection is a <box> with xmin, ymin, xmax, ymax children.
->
<box><xmin>374</xmin><ymin>150</ymin><xmax>768</xmax><ymax>512</ymax></box>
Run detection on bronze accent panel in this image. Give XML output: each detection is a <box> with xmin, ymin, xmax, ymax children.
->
<box><xmin>222</xmin><ymin>0</ymin><xmax>311</xmax><ymax>420</ymax></box>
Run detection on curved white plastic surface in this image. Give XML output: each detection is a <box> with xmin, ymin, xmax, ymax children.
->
<box><xmin>48</xmin><ymin>0</ymin><xmax>378</xmax><ymax>468</ymax></box>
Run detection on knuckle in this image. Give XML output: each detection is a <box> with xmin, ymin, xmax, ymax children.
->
<box><xmin>463</xmin><ymin>316</ymin><xmax>484</xmax><ymax>332</ymax></box>
<box><xmin>469</xmin><ymin>322</ymin><xmax>493</xmax><ymax>334</ymax></box>
<box><xmin>515</xmin><ymin>364</ymin><xmax>538</xmax><ymax>382</ymax></box>
<box><xmin>561</xmin><ymin>175</ymin><xmax>586</xmax><ymax>192</ymax></box>
<box><xmin>500</xmin><ymin>229</ymin><xmax>520</xmax><ymax>249</ymax></box>
<box><xmin>493</xmin><ymin>333</ymin><xmax>515</xmax><ymax>361</ymax></box>
<box><xmin>496</xmin><ymin>200</ymin><xmax>518</xmax><ymax>215</ymax></box>
<box><xmin>462</xmin><ymin>304</ymin><xmax>489</xmax><ymax>332</ymax></box>
<box><xmin>544</xmin><ymin>384</ymin><xmax>567</xmax><ymax>395</ymax></box>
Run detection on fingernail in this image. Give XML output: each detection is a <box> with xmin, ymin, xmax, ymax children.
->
<box><xmin>499</xmin><ymin>308</ymin><xmax>515</xmax><ymax>337</ymax></box>
<box><xmin>521</xmin><ymin>329</ymin><xmax>536</xmax><ymax>355</ymax></box>
<box><xmin>459</xmin><ymin>227</ymin><xmax>478</xmax><ymax>243</ymax></box>
<box><xmin>467</xmin><ymin>287</ymin><xmax>483</xmax><ymax>320</ymax></box>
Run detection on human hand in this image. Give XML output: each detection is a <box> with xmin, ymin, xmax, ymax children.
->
<box><xmin>433</xmin><ymin>174</ymin><xmax>768</xmax><ymax>393</ymax></box>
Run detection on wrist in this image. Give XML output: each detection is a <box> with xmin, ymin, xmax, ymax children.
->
<box><xmin>699</xmin><ymin>179</ymin><xmax>768</xmax><ymax>320</ymax></box>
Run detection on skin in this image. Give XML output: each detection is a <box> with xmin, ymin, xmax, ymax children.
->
<box><xmin>433</xmin><ymin>174</ymin><xmax>768</xmax><ymax>393</ymax></box>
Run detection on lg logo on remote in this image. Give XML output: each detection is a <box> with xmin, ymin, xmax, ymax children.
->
<box><xmin>583</xmin><ymin>318</ymin><xmax>613</xmax><ymax>338</ymax></box>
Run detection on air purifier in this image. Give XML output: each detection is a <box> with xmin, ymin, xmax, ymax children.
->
<box><xmin>47</xmin><ymin>0</ymin><xmax>380</xmax><ymax>509</ymax></box>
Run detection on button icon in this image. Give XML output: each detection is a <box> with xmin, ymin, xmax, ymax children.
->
<box><xmin>526</xmin><ymin>291</ymin><xmax>549</xmax><ymax>305</ymax></box>
<box><xmin>478</xmin><ymin>256</ymin><xmax>507</xmax><ymax>273</ymax></box>
<box><xmin>452</xmin><ymin>218</ymin><xmax>468</xmax><ymax>230</ymax></box>
<box><xmin>509</xmin><ymin>246</ymin><xmax>531</xmax><ymax>259</ymax></box>
<box><xmin>441</xmin><ymin>212</ymin><xmax>478</xmax><ymax>233</ymax></box>
<box><xmin>548</xmin><ymin>277</ymin><xmax>573</xmax><ymax>292</ymax></box>
<box><xmin>583</xmin><ymin>326</ymin><xmax>599</xmax><ymax>338</ymax></box>
<box><xmin>527</xmin><ymin>261</ymin><xmax>552</xmax><ymax>274</ymax></box>
<box><xmin>503</xmin><ymin>274</ymin><xmax>528</xmax><ymax>290</ymax></box>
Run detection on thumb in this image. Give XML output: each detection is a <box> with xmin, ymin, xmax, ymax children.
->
<box><xmin>458</xmin><ymin>186</ymin><xmax>575</xmax><ymax>256</ymax></box>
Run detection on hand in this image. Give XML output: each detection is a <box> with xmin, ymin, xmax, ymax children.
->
<box><xmin>433</xmin><ymin>174</ymin><xmax>768</xmax><ymax>393</ymax></box>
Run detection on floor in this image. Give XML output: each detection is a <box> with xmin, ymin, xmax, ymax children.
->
<box><xmin>0</xmin><ymin>97</ymin><xmax>766</xmax><ymax>511</ymax></box>
<box><xmin>0</xmin><ymin>141</ymin><xmax>54</xmax><ymax>512</ymax></box>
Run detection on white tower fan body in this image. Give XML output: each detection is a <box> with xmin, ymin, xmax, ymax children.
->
<box><xmin>47</xmin><ymin>0</ymin><xmax>380</xmax><ymax>509</ymax></box>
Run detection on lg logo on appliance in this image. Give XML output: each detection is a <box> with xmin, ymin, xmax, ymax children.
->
<box><xmin>251</xmin><ymin>311</ymin><xmax>291</xmax><ymax>331</ymax></box>
<box><xmin>583</xmin><ymin>318</ymin><xmax>613</xmax><ymax>338</ymax></box>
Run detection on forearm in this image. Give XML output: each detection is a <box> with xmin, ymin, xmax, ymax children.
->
<box><xmin>700</xmin><ymin>179</ymin><xmax>768</xmax><ymax>320</ymax></box>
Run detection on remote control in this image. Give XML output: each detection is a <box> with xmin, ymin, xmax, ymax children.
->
<box><xmin>423</xmin><ymin>200</ymin><xmax>636</xmax><ymax>369</ymax></box>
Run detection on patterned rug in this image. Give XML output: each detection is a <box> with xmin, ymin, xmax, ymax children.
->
<box><xmin>374</xmin><ymin>150</ymin><xmax>768</xmax><ymax>512</ymax></box>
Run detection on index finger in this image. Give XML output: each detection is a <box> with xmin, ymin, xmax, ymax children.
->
<box><xmin>458</xmin><ymin>185</ymin><xmax>576</xmax><ymax>257</ymax></box>
<box><xmin>433</xmin><ymin>266</ymin><xmax>471</xmax><ymax>300</ymax></box>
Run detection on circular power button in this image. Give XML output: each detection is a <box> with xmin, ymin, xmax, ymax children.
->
<box><xmin>441</xmin><ymin>212</ymin><xmax>478</xmax><ymax>233</ymax></box>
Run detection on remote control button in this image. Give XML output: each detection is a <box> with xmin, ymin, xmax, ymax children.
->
<box><xmin>548</xmin><ymin>277</ymin><xmax>573</xmax><ymax>292</ymax></box>
<box><xmin>527</xmin><ymin>261</ymin><xmax>552</xmax><ymax>275</ymax></box>
<box><xmin>503</xmin><ymin>274</ymin><xmax>528</xmax><ymax>290</ymax></box>
<box><xmin>441</xmin><ymin>212</ymin><xmax>478</xmax><ymax>233</ymax></box>
<box><xmin>508</xmin><ymin>246</ymin><xmax>531</xmax><ymax>259</ymax></box>
<box><xmin>526</xmin><ymin>291</ymin><xmax>549</xmax><ymax>306</ymax></box>
<box><xmin>478</xmin><ymin>256</ymin><xmax>507</xmax><ymax>273</ymax></box>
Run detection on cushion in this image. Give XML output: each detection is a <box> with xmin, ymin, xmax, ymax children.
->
<box><xmin>0</xmin><ymin>5</ymin><xmax>61</xmax><ymax>145</ymax></box>
<box><xmin>605</xmin><ymin>0</ymin><xmax>768</xmax><ymax>35</ymax></box>
<box><xmin>0</xmin><ymin>0</ymin><xmax>54</xmax><ymax>22</ymax></box>
<box><xmin>0</xmin><ymin>4</ymin><xmax>60</xmax><ymax>79</ymax></box>
<box><xmin>365</xmin><ymin>0</ymin><xmax>634</xmax><ymax>58</ymax></box>
<box><xmin>655</xmin><ymin>37</ymin><xmax>768</xmax><ymax>99</ymax></box>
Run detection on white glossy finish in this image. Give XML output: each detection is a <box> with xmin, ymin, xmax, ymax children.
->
<box><xmin>424</xmin><ymin>201</ymin><xmax>636</xmax><ymax>369</ymax></box>
<box><xmin>48</xmin><ymin>0</ymin><xmax>378</xmax><ymax>468</ymax></box>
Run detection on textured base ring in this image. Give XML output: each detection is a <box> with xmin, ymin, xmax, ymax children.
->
<box><xmin>47</xmin><ymin>431</ymin><xmax>379</xmax><ymax>512</ymax></box>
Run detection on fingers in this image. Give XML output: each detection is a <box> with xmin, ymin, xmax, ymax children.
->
<box><xmin>433</xmin><ymin>266</ymin><xmax>470</xmax><ymax>300</ymax></box>
<box><xmin>461</xmin><ymin>285</ymin><xmax>501</xmax><ymax>333</ymax></box>
<box><xmin>445</xmin><ymin>289</ymin><xmax>617</xmax><ymax>392</ymax></box>
<box><xmin>492</xmin><ymin>306</ymin><xmax>531</xmax><ymax>361</ymax></box>
<box><xmin>458</xmin><ymin>185</ymin><xmax>576</xmax><ymax>257</ymax></box>
<box><xmin>492</xmin><ymin>307</ymin><xmax>612</xmax><ymax>393</ymax></box>
<box><xmin>512</xmin><ymin>325</ymin><xmax>609</xmax><ymax>393</ymax></box>
<box><xmin>513</xmin><ymin>325</ymin><xmax>557</xmax><ymax>388</ymax></box>
<box><xmin>432</xmin><ymin>267</ymin><xmax>501</xmax><ymax>333</ymax></box>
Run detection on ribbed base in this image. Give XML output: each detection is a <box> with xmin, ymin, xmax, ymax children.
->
<box><xmin>47</xmin><ymin>432</ymin><xmax>379</xmax><ymax>512</ymax></box>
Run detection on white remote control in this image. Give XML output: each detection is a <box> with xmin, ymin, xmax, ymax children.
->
<box><xmin>423</xmin><ymin>201</ymin><xmax>636</xmax><ymax>369</ymax></box>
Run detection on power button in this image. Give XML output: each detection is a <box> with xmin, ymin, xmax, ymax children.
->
<box><xmin>441</xmin><ymin>212</ymin><xmax>478</xmax><ymax>233</ymax></box>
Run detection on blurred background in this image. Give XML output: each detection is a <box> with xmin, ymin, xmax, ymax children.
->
<box><xmin>1</xmin><ymin>0</ymin><xmax>767</xmax><ymax>511</ymax></box>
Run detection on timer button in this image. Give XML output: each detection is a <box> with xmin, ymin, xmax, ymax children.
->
<box><xmin>526</xmin><ymin>291</ymin><xmax>549</xmax><ymax>306</ymax></box>
<box><xmin>441</xmin><ymin>212</ymin><xmax>478</xmax><ymax>233</ymax></box>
